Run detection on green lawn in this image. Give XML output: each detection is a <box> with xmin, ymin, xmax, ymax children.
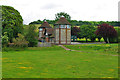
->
<box><xmin>2</xmin><ymin>44</ymin><xmax>118</xmax><ymax>78</ymax></box>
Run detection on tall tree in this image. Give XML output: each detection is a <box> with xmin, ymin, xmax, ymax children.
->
<box><xmin>71</xmin><ymin>26</ymin><xmax>80</xmax><ymax>37</ymax></box>
<box><xmin>79</xmin><ymin>25</ymin><xmax>96</xmax><ymax>42</ymax></box>
<box><xmin>95</xmin><ymin>23</ymin><xmax>117</xmax><ymax>43</ymax></box>
<box><xmin>25</xmin><ymin>24</ymin><xmax>38</xmax><ymax>47</ymax></box>
<box><xmin>55</xmin><ymin>12</ymin><xmax>71</xmax><ymax>21</ymax></box>
<box><xmin>2</xmin><ymin>5</ymin><xmax>23</xmax><ymax>42</ymax></box>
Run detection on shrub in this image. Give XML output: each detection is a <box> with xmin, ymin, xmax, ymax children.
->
<box><xmin>95</xmin><ymin>35</ymin><xmax>102</xmax><ymax>42</ymax></box>
<box><xmin>2</xmin><ymin>32</ymin><xmax>9</xmax><ymax>47</ymax></box>
<box><xmin>11</xmin><ymin>33</ymin><xmax>28</xmax><ymax>48</ymax></box>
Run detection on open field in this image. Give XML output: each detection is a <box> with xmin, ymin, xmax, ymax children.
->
<box><xmin>2</xmin><ymin>44</ymin><xmax>118</xmax><ymax>78</ymax></box>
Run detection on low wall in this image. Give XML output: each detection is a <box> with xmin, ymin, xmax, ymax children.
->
<box><xmin>38</xmin><ymin>42</ymin><xmax>51</xmax><ymax>47</ymax></box>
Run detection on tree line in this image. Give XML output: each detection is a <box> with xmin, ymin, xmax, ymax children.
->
<box><xmin>29</xmin><ymin>20</ymin><xmax>120</xmax><ymax>27</ymax></box>
<box><xmin>29</xmin><ymin>12</ymin><xmax>120</xmax><ymax>27</ymax></box>
<box><xmin>71</xmin><ymin>24</ymin><xmax>119</xmax><ymax>43</ymax></box>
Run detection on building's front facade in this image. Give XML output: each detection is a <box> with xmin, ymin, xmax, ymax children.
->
<box><xmin>38</xmin><ymin>17</ymin><xmax>71</xmax><ymax>45</ymax></box>
<box><xmin>38</xmin><ymin>21</ymin><xmax>54</xmax><ymax>43</ymax></box>
<box><xmin>54</xmin><ymin>17</ymin><xmax>71</xmax><ymax>44</ymax></box>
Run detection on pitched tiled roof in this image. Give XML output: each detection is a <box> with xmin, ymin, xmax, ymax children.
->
<box><xmin>55</xmin><ymin>17</ymin><xmax>71</xmax><ymax>25</ymax></box>
<box><xmin>40</xmin><ymin>21</ymin><xmax>52</xmax><ymax>28</ymax></box>
<box><xmin>46</xmin><ymin>28</ymin><xmax>54</xmax><ymax>35</ymax></box>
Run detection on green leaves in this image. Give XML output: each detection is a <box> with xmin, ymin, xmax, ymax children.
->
<box><xmin>95</xmin><ymin>23</ymin><xmax>118</xmax><ymax>43</ymax></box>
<box><xmin>55</xmin><ymin>12</ymin><xmax>71</xmax><ymax>21</ymax></box>
<box><xmin>25</xmin><ymin>24</ymin><xmax>38</xmax><ymax>47</ymax></box>
<box><xmin>2</xmin><ymin>32</ymin><xmax>9</xmax><ymax>47</ymax></box>
<box><xmin>79</xmin><ymin>25</ymin><xmax>97</xmax><ymax>42</ymax></box>
<box><xmin>2</xmin><ymin>5</ymin><xmax>23</xmax><ymax>42</ymax></box>
<box><xmin>12</xmin><ymin>33</ymin><xmax>28</xmax><ymax>48</ymax></box>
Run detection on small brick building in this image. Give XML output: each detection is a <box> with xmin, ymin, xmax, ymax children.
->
<box><xmin>54</xmin><ymin>17</ymin><xmax>71</xmax><ymax>44</ymax></box>
<box><xmin>38</xmin><ymin>21</ymin><xmax>54</xmax><ymax>43</ymax></box>
<box><xmin>38</xmin><ymin>17</ymin><xmax>71</xmax><ymax>45</ymax></box>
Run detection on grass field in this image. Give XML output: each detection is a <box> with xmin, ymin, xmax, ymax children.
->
<box><xmin>2</xmin><ymin>44</ymin><xmax>118</xmax><ymax>78</ymax></box>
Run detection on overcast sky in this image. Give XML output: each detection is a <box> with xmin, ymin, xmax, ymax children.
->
<box><xmin>0</xmin><ymin>0</ymin><xmax>119</xmax><ymax>24</ymax></box>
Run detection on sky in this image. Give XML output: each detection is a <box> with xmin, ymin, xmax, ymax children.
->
<box><xmin>0</xmin><ymin>0</ymin><xmax>119</xmax><ymax>24</ymax></box>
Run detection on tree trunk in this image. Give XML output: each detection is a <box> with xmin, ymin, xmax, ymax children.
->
<box><xmin>98</xmin><ymin>38</ymin><xmax>101</xmax><ymax>42</ymax></box>
<box><xmin>107</xmin><ymin>37</ymin><xmax>110</xmax><ymax>43</ymax></box>
<box><xmin>103</xmin><ymin>37</ymin><xmax>108</xmax><ymax>43</ymax></box>
<box><xmin>86</xmin><ymin>38</ymin><xmax>87</xmax><ymax>42</ymax></box>
<box><xmin>98</xmin><ymin>39</ymin><xmax>100</xmax><ymax>42</ymax></box>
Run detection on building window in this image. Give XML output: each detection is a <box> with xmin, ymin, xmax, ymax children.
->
<box><xmin>39</xmin><ymin>28</ymin><xmax>43</xmax><ymax>31</ymax></box>
<box><xmin>67</xmin><ymin>25</ymin><xmax>70</xmax><ymax>28</ymax></box>
<box><xmin>61</xmin><ymin>25</ymin><xmax>66</xmax><ymax>28</ymax></box>
<box><xmin>55</xmin><ymin>25</ymin><xmax>59</xmax><ymax>28</ymax></box>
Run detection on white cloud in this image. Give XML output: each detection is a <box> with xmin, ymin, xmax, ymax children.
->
<box><xmin>41</xmin><ymin>3</ymin><xmax>62</xmax><ymax>9</ymax></box>
<box><xmin>0</xmin><ymin>0</ymin><xmax>119</xmax><ymax>24</ymax></box>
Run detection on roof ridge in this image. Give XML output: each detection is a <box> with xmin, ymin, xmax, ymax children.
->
<box><xmin>40</xmin><ymin>21</ymin><xmax>52</xmax><ymax>28</ymax></box>
<box><xmin>55</xmin><ymin>17</ymin><xmax>71</xmax><ymax>25</ymax></box>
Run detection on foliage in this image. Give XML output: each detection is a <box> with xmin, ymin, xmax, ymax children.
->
<box><xmin>2</xmin><ymin>32</ymin><xmax>9</xmax><ymax>47</ymax></box>
<box><xmin>0</xmin><ymin>6</ymin><xmax>2</xmax><ymax>40</ymax></box>
<box><xmin>118</xmin><ymin>27</ymin><xmax>120</xmax><ymax>42</ymax></box>
<box><xmin>114</xmin><ymin>27</ymin><xmax>120</xmax><ymax>43</ymax></box>
<box><xmin>25</xmin><ymin>24</ymin><xmax>38</xmax><ymax>47</ymax></box>
<box><xmin>29</xmin><ymin>19</ymin><xmax>43</xmax><ymax>25</ymax></box>
<box><xmin>3</xmin><ymin>26</ymin><xmax>14</xmax><ymax>43</ymax></box>
<box><xmin>95</xmin><ymin>23</ymin><xmax>117</xmax><ymax>43</ymax></box>
<box><xmin>79</xmin><ymin>25</ymin><xmax>96</xmax><ymax>42</ymax></box>
<box><xmin>2</xmin><ymin>5</ymin><xmax>23</xmax><ymax>42</ymax></box>
<box><xmin>71</xmin><ymin>26</ymin><xmax>80</xmax><ymax>37</ymax></box>
<box><xmin>55</xmin><ymin>12</ymin><xmax>71</xmax><ymax>21</ymax></box>
<box><xmin>29</xmin><ymin>19</ymin><xmax>120</xmax><ymax>27</ymax></box>
<box><xmin>96</xmin><ymin>35</ymin><xmax>102</xmax><ymax>42</ymax></box>
<box><xmin>12</xmin><ymin>33</ymin><xmax>28</xmax><ymax>48</ymax></box>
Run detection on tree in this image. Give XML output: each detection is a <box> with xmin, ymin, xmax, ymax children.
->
<box><xmin>55</xmin><ymin>12</ymin><xmax>71</xmax><ymax>21</ymax></box>
<box><xmin>71</xmin><ymin>26</ymin><xmax>80</xmax><ymax>37</ymax></box>
<box><xmin>29</xmin><ymin>19</ymin><xmax>43</xmax><ymax>25</ymax></box>
<box><xmin>2</xmin><ymin>5</ymin><xmax>23</xmax><ymax>42</ymax></box>
<box><xmin>95</xmin><ymin>23</ymin><xmax>117</xmax><ymax>43</ymax></box>
<box><xmin>0</xmin><ymin>6</ymin><xmax>2</xmax><ymax>38</ymax></box>
<box><xmin>25</xmin><ymin>24</ymin><xmax>38</xmax><ymax>47</ymax></box>
<box><xmin>79</xmin><ymin>25</ymin><xmax>96</xmax><ymax>42</ymax></box>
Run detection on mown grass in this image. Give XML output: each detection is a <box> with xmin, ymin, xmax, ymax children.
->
<box><xmin>2</xmin><ymin>44</ymin><xmax>118</xmax><ymax>78</ymax></box>
<box><xmin>64</xmin><ymin>44</ymin><xmax>118</xmax><ymax>55</ymax></box>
